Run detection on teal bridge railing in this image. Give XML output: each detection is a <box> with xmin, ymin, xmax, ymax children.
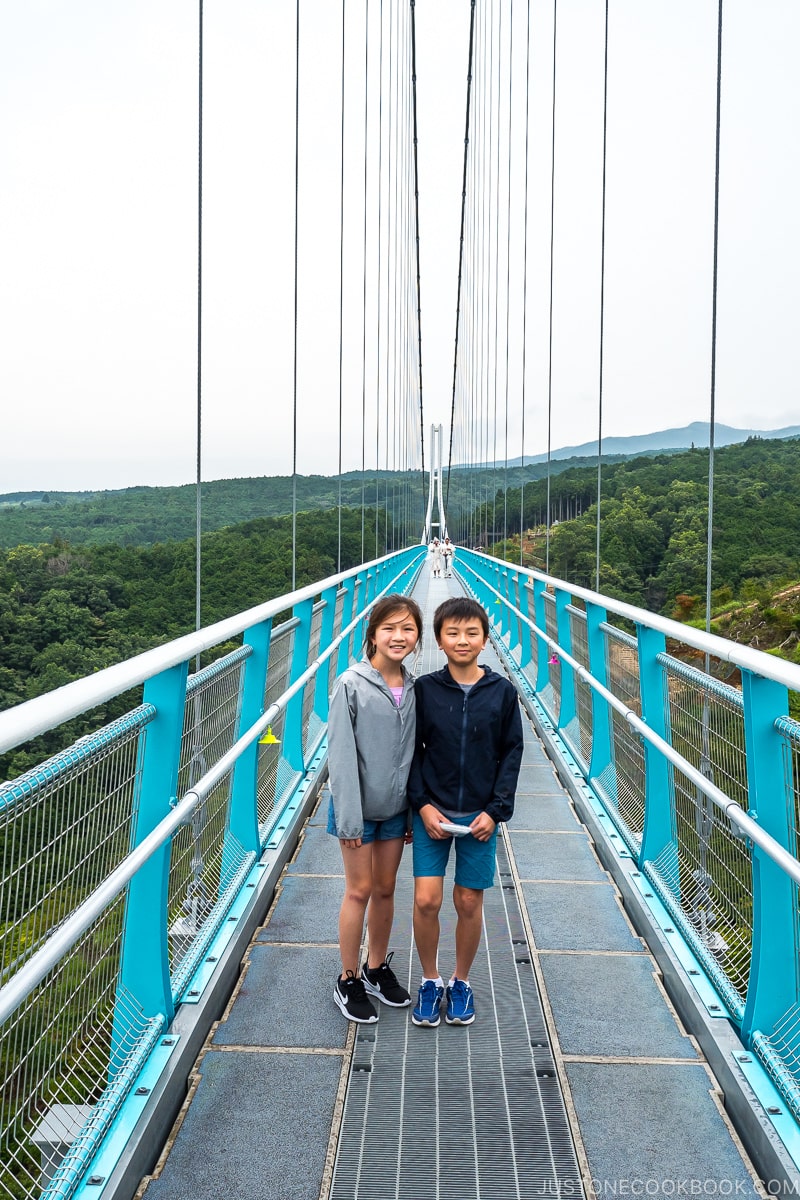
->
<box><xmin>3</xmin><ymin>546</ymin><xmax>800</xmax><ymax>1198</ymax></box>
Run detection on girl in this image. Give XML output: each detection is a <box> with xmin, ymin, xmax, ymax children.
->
<box><xmin>327</xmin><ymin>593</ymin><xmax>423</xmax><ymax>1023</ymax></box>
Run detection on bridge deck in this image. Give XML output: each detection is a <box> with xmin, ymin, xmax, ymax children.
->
<box><xmin>137</xmin><ymin>574</ymin><xmax>759</xmax><ymax>1199</ymax></box>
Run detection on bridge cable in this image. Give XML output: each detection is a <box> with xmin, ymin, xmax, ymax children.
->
<box><xmin>595</xmin><ymin>0</ymin><xmax>609</xmax><ymax>593</ymax></box>
<box><xmin>194</xmin><ymin>0</ymin><xmax>204</xmax><ymax>658</ymax></box>
<box><xmin>705</xmin><ymin>0</ymin><xmax>724</xmax><ymax>649</ymax></box>
<box><xmin>360</xmin><ymin>0</ymin><xmax>370</xmax><ymax>562</ymax></box>
<box><xmin>502</xmin><ymin>0</ymin><xmax>514</xmax><ymax>550</ymax></box>
<box><xmin>481</xmin><ymin>0</ymin><xmax>491</xmax><ymax>549</ymax></box>
<box><xmin>545</xmin><ymin>0</ymin><xmax>558</xmax><ymax>574</ymax></box>
<box><xmin>491</xmin><ymin>0</ymin><xmax>500</xmax><ymax>545</ymax></box>
<box><xmin>409</xmin><ymin>1</ymin><xmax>426</xmax><ymax>502</ymax></box>
<box><xmin>194</xmin><ymin>0</ymin><xmax>205</xmax><ymax>691</ymax></box>
<box><xmin>291</xmin><ymin>0</ymin><xmax>300</xmax><ymax>591</ymax></box>
<box><xmin>374</xmin><ymin>0</ymin><xmax>384</xmax><ymax>561</ymax></box>
<box><xmin>337</xmin><ymin>0</ymin><xmax>347</xmax><ymax>573</ymax></box>
<box><xmin>445</xmin><ymin>0</ymin><xmax>477</xmax><ymax>513</ymax></box>
<box><xmin>519</xmin><ymin>0</ymin><xmax>531</xmax><ymax>567</ymax></box>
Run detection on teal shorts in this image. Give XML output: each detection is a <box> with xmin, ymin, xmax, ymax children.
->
<box><xmin>411</xmin><ymin>810</ymin><xmax>497</xmax><ymax>890</ymax></box>
<box><xmin>326</xmin><ymin>796</ymin><xmax>408</xmax><ymax>844</ymax></box>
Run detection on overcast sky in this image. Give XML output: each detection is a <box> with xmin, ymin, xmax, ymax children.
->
<box><xmin>0</xmin><ymin>1</ymin><xmax>798</xmax><ymax>494</ymax></box>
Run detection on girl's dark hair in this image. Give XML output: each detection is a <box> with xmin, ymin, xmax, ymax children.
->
<box><xmin>364</xmin><ymin>595</ymin><xmax>424</xmax><ymax>659</ymax></box>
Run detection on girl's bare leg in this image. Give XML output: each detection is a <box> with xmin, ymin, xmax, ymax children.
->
<box><xmin>338</xmin><ymin>842</ymin><xmax>373</xmax><ymax>976</ymax></box>
<box><xmin>365</xmin><ymin>837</ymin><xmax>405</xmax><ymax>968</ymax></box>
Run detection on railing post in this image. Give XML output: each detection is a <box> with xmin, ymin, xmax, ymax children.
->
<box><xmin>555</xmin><ymin>589</ymin><xmax>576</xmax><ymax>730</ymax></box>
<box><xmin>313</xmin><ymin>585</ymin><xmax>339</xmax><ymax>724</ymax></box>
<box><xmin>114</xmin><ymin>662</ymin><xmax>188</xmax><ymax>1057</ymax></box>
<box><xmin>533</xmin><ymin>579</ymin><xmax>549</xmax><ymax>692</ymax></box>
<box><xmin>636</xmin><ymin>625</ymin><xmax>677</xmax><ymax>882</ymax></box>
<box><xmin>586</xmin><ymin>601</ymin><xmax>614</xmax><ymax>787</ymax></box>
<box><xmin>740</xmin><ymin>671</ymin><xmax>799</xmax><ymax>1043</ymax></box>
<box><xmin>227</xmin><ymin>618</ymin><xmax>273</xmax><ymax>867</ymax></box>
<box><xmin>283</xmin><ymin>597</ymin><xmax>314</xmax><ymax>775</ymax></box>
<box><xmin>353</xmin><ymin>569</ymin><xmax>374</xmax><ymax>659</ymax></box>
<box><xmin>337</xmin><ymin>576</ymin><xmax>357</xmax><ymax>675</ymax></box>
<box><xmin>508</xmin><ymin>573</ymin><xmax>521</xmax><ymax>660</ymax></box>
<box><xmin>519</xmin><ymin>580</ymin><xmax>533</xmax><ymax>671</ymax></box>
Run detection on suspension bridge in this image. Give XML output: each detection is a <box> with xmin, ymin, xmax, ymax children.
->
<box><xmin>2</xmin><ymin>2</ymin><xmax>800</xmax><ymax>1198</ymax></box>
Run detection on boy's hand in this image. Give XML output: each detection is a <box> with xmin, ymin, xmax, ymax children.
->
<box><xmin>469</xmin><ymin>812</ymin><xmax>496</xmax><ymax>842</ymax></box>
<box><xmin>420</xmin><ymin>803</ymin><xmax>448</xmax><ymax>839</ymax></box>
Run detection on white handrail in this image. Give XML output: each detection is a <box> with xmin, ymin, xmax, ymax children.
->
<box><xmin>0</xmin><ymin>558</ymin><xmax>418</xmax><ymax>1026</ymax></box>
<box><xmin>0</xmin><ymin>547</ymin><xmax>424</xmax><ymax>755</ymax></box>
<box><xmin>459</xmin><ymin>557</ymin><xmax>800</xmax><ymax>888</ymax></box>
<box><xmin>468</xmin><ymin>549</ymin><xmax>800</xmax><ymax>693</ymax></box>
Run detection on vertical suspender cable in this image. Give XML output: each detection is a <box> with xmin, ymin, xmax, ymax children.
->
<box><xmin>337</xmin><ymin>0</ymin><xmax>346</xmax><ymax>573</ymax></box>
<box><xmin>492</xmin><ymin>0</ymin><xmax>501</xmax><ymax>546</ymax></box>
<box><xmin>545</xmin><ymin>0</ymin><xmax>558</xmax><ymax>574</ymax></box>
<box><xmin>446</xmin><ymin>0</ymin><xmax>477</xmax><ymax>511</ymax></box>
<box><xmin>484</xmin><ymin>0</ymin><xmax>491</xmax><ymax>549</ymax></box>
<box><xmin>595</xmin><ymin>0</ymin><xmax>609</xmax><ymax>592</ymax></box>
<box><xmin>519</xmin><ymin>0</ymin><xmax>531</xmax><ymax>567</ymax></box>
<box><xmin>502</xmin><ymin>0</ymin><xmax>514</xmax><ymax>549</ymax></box>
<box><xmin>360</xmin><ymin>0</ymin><xmax>370</xmax><ymax>562</ymax></box>
<box><xmin>291</xmin><ymin>0</ymin><xmax>301</xmax><ymax>591</ymax></box>
<box><xmin>383</xmin><ymin>2</ymin><xmax>392</xmax><ymax>556</ymax></box>
<box><xmin>409</xmin><ymin>0</ymin><xmax>426</xmax><ymax>515</ymax></box>
<box><xmin>375</xmin><ymin>0</ymin><xmax>384</xmax><ymax>561</ymax></box>
<box><xmin>195</xmin><ymin>0</ymin><xmax>203</xmax><ymax>660</ymax></box>
<box><xmin>706</xmin><ymin>0</ymin><xmax>724</xmax><ymax>643</ymax></box>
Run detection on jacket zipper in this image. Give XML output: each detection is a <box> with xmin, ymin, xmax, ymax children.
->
<box><xmin>457</xmin><ymin>692</ymin><xmax>468</xmax><ymax>808</ymax></box>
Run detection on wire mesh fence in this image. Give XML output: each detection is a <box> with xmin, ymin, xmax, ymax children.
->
<box><xmin>0</xmin><ymin>716</ymin><xmax>148</xmax><ymax>1200</ymax></box>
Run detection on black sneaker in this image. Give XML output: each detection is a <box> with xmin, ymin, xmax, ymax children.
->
<box><xmin>334</xmin><ymin>971</ymin><xmax>379</xmax><ymax>1024</ymax></box>
<box><xmin>361</xmin><ymin>952</ymin><xmax>412</xmax><ymax>1008</ymax></box>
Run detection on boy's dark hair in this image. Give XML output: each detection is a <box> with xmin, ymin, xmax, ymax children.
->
<box><xmin>364</xmin><ymin>594</ymin><xmax>424</xmax><ymax>659</ymax></box>
<box><xmin>433</xmin><ymin>597</ymin><xmax>489</xmax><ymax>640</ymax></box>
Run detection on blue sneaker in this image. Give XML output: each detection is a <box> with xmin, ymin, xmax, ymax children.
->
<box><xmin>412</xmin><ymin>980</ymin><xmax>444</xmax><ymax>1027</ymax></box>
<box><xmin>445</xmin><ymin>979</ymin><xmax>475</xmax><ymax>1025</ymax></box>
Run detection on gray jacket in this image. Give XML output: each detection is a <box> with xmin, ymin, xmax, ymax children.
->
<box><xmin>327</xmin><ymin>659</ymin><xmax>416</xmax><ymax>840</ymax></box>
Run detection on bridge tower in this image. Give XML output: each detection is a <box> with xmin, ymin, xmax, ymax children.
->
<box><xmin>420</xmin><ymin>423</ymin><xmax>448</xmax><ymax>543</ymax></box>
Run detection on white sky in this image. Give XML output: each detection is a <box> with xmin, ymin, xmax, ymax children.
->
<box><xmin>0</xmin><ymin>1</ymin><xmax>798</xmax><ymax>493</ymax></box>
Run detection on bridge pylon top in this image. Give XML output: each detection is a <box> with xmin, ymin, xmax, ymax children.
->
<box><xmin>421</xmin><ymin>423</ymin><xmax>448</xmax><ymax>544</ymax></box>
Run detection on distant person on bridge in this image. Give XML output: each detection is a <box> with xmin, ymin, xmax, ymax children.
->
<box><xmin>327</xmin><ymin>594</ymin><xmax>423</xmax><ymax>1024</ymax></box>
<box><xmin>429</xmin><ymin>537</ymin><xmax>443</xmax><ymax>577</ymax></box>
<box><xmin>442</xmin><ymin>537</ymin><xmax>454</xmax><ymax>578</ymax></box>
<box><xmin>408</xmin><ymin>597</ymin><xmax>523</xmax><ymax>1027</ymax></box>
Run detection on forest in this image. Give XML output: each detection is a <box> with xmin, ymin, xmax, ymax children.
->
<box><xmin>483</xmin><ymin>437</ymin><xmax>800</xmax><ymax>611</ymax></box>
<box><xmin>0</xmin><ymin>455</ymin><xmax>638</xmax><ymax>549</ymax></box>
<box><xmin>2</xmin><ymin>434</ymin><xmax>800</xmax><ymax>777</ymax></box>
<box><xmin>0</xmin><ymin>507</ymin><xmax>384</xmax><ymax>778</ymax></box>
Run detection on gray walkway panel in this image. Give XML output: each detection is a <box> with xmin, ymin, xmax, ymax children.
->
<box><xmin>136</xmin><ymin>571</ymin><xmax>762</xmax><ymax>1200</ymax></box>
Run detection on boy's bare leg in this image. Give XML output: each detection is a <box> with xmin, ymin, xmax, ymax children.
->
<box><xmin>413</xmin><ymin>876</ymin><xmax>445</xmax><ymax>978</ymax></box>
<box><xmin>365</xmin><ymin>837</ymin><xmax>405</xmax><ymax>968</ymax></box>
<box><xmin>453</xmin><ymin>884</ymin><xmax>484</xmax><ymax>981</ymax></box>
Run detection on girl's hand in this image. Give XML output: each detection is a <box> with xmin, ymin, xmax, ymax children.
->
<box><xmin>340</xmin><ymin>836</ymin><xmax>363</xmax><ymax>849</ymax></box>
<box><xmin>469</xmin><ymin>813</ymin><xmax>496</xmax><ymax>842</ymax></box>
<box><xmin>404</xmin><ymin>828</ymin><xmax>413</xmax><ymax>845</ymax></box>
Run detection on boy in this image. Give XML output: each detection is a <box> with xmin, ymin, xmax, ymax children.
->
<box><xmin>407</xmin><ymin>597</ymin><xmax>523</xmax><ymax>1026</ymax></box>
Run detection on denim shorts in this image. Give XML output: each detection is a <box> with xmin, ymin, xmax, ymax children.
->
<box><xmin>411</xmin><ymin>810</ymin><xmax>497</xmax><ymax>890</ymax></box>
<box><xmin>326</xmin><ymin>796</ymin><xmax>408</xmax><ymax>843</ymax></box>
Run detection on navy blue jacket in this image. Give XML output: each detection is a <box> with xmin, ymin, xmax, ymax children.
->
<box><xmin>407</xmin><ymin>665</ymin><xmax>523</xmax><ymax>824</ymax></box>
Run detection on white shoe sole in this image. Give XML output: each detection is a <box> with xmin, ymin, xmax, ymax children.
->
<box><xmin>333</xmin><ymin>986</ymin><xmax>378</xmax><ymax>1024</ymax></box>
<box><xmin>362</xmin><ymin>978</ymin><xmax>412</xmax><ymax>1008</ymax></box>
<box><xmin>411</xmin><ymin>1012</ymin><xmax>441</xmax><ymax>1027</ymax></box>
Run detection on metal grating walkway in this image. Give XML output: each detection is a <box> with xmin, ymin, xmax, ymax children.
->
<box><xmin>330</xmin><ymin>571</ymin><xmax>584</xmax><ymax>1199</ymax></box>
<box><xmin>330</xmin><ymin>833</ymin><xmax>583</xmax><ymax>1199</ymax></box>
<box><xmin>139</xmin><ymin>566</ymin><xmax>761</xmax><ymax>1200</ymax></box>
